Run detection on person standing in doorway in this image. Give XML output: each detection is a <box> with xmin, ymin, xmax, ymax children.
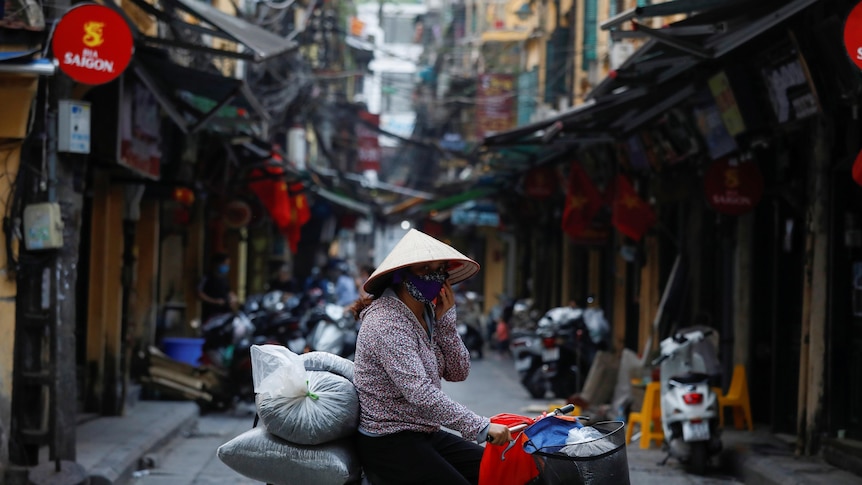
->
<box><xmin>197</xmin><ymin>252</ymin><xmax>237</xmax><ymax>324</ymax></box>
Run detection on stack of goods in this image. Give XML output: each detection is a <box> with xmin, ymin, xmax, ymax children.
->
<box><xmin>218</xmin><ymin>345</ymin><xmax>362</xmax><ymax>485</ymax></box>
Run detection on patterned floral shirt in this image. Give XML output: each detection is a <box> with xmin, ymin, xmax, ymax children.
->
<box><xmin>354</xmin><ymin>289</ymin><xmax>489</xmax><ymax>441</ymax></box>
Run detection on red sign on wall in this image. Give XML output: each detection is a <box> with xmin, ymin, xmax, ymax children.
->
<box><xmin>52</xmin><ymin>4</ymin><xmax>133</xmax><ymax>85</ymax></box>
<box><xmin>357</xmin><ymin>110</ymin><xmax>381</xmax><ymax>172</ymax></box>
<box><xmin>703</xmin><ymin>156</ymin><xmax>764</xmax><ymax>216</ymax></box>
<box><xmin>845</xmin><ymin>2</ymin><xmax>862</xmax><ymax>71</ymax></box>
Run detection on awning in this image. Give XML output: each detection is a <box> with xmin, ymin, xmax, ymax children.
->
<box><xmin>311</xmin><ymin>187</ymin><xmax>374</xmax><ymax>216</ymax></box>
<box><xmin>482</xmin><ymin>0</ymin><xmax>818</xmax><ymax>147</ymax></box>
<box><xmin>124</xmin><ymin>0</ymin><xmax>296</xmax><ymax>62</ymax></box>
<box><xmin>481</xmin><ymin>30</ymin><xmax>532</xmax><ymax>43</ymax></box>
<box><xmin>133</xmin><ymin>48</ymin><xmax>268</xmax><ymax>134</ymax></box>
<box><xmin>0</xmin><ymin>49</ymin><xmax>54</xmax><ymax>75</ymax></box>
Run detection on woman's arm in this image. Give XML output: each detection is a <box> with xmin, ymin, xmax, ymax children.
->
<box><xmin>433</xmin><ymin>306</ymin><xmax>471</xmax><ymax>382</ymax></box>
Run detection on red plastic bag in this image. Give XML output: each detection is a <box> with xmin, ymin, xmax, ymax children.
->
<box><xmin>496</xmin><ymin>321</ymin><xmax>510</xmax><ymax>342</ymax></box>
<box><xmin>479</xmin><ymin>413</ymin><xmax>538</xmax><ymax>485</ymax></box>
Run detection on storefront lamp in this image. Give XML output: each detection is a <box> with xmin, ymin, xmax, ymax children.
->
<box><xmin>172</xmin><ymin>187</ymin><xmax>195</xmax><ymax>206</ymax></box>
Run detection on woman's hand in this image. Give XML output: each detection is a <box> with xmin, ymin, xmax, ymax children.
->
<box><xmin>486</xmin><ymin>423</ymin><xmax>513</xmax><ymax>446</ymax></box>
<box><xmin>434</xmin><ymin>281</ymin><xmax>455</xmax><ymax>320</ymax></box>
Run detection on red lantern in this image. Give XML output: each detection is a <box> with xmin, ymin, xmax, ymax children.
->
<box><xmin>853</xmin><ymin>149</ymin><xmax>862</xmax><ymax>187</ymax></box>
<box><xmin>172</xmin><ymin>187</ymin><xmax>195</xmax><ymax>206</ymax></box>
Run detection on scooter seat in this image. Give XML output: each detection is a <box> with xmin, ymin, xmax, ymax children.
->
<box><xmin>668</xmin><ymin>373</ymin><xmax>710</xmax><ymax>385</ymax></box>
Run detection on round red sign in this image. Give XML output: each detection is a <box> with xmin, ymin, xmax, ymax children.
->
<box><xmin>844</xmin><ymin>1</ymin><xmax>862</xmax><ymax>71</ymax></box>
<box><xmin>703</xmin><ymin>156</ymin><xmax>764</xmax><ymax>216</ymax></box>
<box><xmin>52</xmin><ymin>4</ymin><xmax>133</xmax><ymax>85</ymax></box>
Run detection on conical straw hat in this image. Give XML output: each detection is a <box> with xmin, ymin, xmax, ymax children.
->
<box><xmin>363</xmin><ymin>229</ymin><xmax>480</xmax><ymax>296</ymax></box>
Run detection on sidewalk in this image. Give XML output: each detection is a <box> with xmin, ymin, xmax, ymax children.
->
<box><xmin>35</xmin><ymin>400</ymin><xmax>199</xmax><ymax>485</ymax></box>
<box><xmin>33</xmin><ymin>395</ymin><xmax>862</xmax><ymax>485</ymax></box>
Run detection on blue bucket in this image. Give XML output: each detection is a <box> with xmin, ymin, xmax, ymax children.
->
<box><xmin>162</xmin><ymin>338</ymin><xmax>205</xmax><ymax>366</ymax></box>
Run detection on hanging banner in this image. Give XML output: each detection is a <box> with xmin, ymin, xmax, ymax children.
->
<box><xmin>356</xmin><ymin>110</ymin><xmax>381</xmax><ymax>172</ymax></box>
<box><xmin>703</xmin><ymin>156</ymin><xmax>764</xmax><ymax>216</ymax></box>
<box><xmin>476</xmin><ymin>73</ymin><xmax>516</xmax><ymax>140</ymax></box>
<box><xmin>52</xmin><ymin>4</ymin><xmax>134</xmax><ymax>85</ymax></box>
<box><xmin>523</xmin><ymin>166</ymin><xmax>557</xmax><ymax>199</ymax></box>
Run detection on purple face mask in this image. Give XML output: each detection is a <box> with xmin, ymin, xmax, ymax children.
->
<box><xmin>398</xmin><ymin>270</ymin><xmax>448</xmax><ymax>304</ymax></box>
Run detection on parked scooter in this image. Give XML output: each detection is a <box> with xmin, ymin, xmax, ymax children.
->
<box><xmin>199</xmin><ymin>311</ymin><xmax>257</xmax><ymax>407</ymax></box>
<box><xmin>652</xmin><ymin>326</ymin><xmax>723</xmax><ymax>474</ymax></box>
<box><xmin>535</xmin><ymin>306</ymin><xmax>597</xmax><ymax>399</ymax></box>
<box><xmin>245</xmin><ymin>290</ymin><xmax>307</xmax><ymax>354</ymax></box>
<box><xmin>302</xmin><ymin>301</ymin><xmax>358</xmax><ymax>360</ymax></box>
<box><xmin>511</xmin><ymin>328</ymin><xmax>545</xmax><ymax>398</ymax></box>
<box><xmin>456</xmin><ymin>290</ymin><xmax>485</xmax><ymax>359</ymax></box>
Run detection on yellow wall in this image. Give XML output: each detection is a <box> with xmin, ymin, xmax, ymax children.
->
<box><xmin>0</xmin><ymin>143</ymin><xmax>21</xmax><ymax>476</ymax></box>
<box><xmin>481</xmin><ymin>227</ymin><xmax>506</xmax><ymax>314</ymax></box>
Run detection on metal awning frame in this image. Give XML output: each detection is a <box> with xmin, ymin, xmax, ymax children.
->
<box><xmin>131</xmin><ymin>54</ymin><xmax>269</xmax><ymax>134</ymax></box>
<box><xmin>124</xmin><ymin>0</ymin><xmax>297</xmax><ymax>62</ymax></box>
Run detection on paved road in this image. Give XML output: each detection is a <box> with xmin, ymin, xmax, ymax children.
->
<box><xmin>120</xmin><ymin>351</ymin><xmax>743</xmax><ymax>484</ymax></box>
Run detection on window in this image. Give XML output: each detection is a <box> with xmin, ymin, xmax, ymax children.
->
<box><xmin>382</xmin><ymin>15</ymin><xmax>416</xmax><ymax>44</ymax></box>
<box><xmin>381</xmin><ymin>72</ymin><xmax>415</xmax><ymax>113</ymax></box>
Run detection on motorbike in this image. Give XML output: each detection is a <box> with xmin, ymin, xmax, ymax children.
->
<box><xmin>534</xmin><ymin>306</ymin><xmax>597</xmax><ymax>400</ymax></box>
<box><xmin>198</xmin><ymin>310</ymin><xmax>258</xmax><ymax>407</ymax></box>
<box><xmin>245</xmin><ymin>290</ymin><xmax>307</xmax><ymax>354</ymax></box>
<box><xmin>302</xmin><ymin>300</ymin><xmax>358</xmax><ymax>360</ymax></box>
<box><xmin>652</xmin><ymin>326</ymin><xmax>723</xmax><ymax>475</ymax></box>
<box><xmin>455</xmin><ymin>291</ymin><xmax>485</xmax><ymax>359</ymax></box>
<box><xmin>510</xmin><ymin>327</ymin><xmax>545</xmax><ymax>398</ymax></box>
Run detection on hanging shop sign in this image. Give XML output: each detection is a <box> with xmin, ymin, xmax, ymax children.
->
<box><xmin>708</xmin><ymin>71</ymin><xmax>746</xmax><ymax>137</ymax></box>
<box><xmin>844</xmin><ymin>1</ymin><xmax>862</xmax><ymax>71</ymax></box>
<box><xmin>52</xmin><ymin>4</ymin><xmax>133</xmax><ymax>85</ymax></box>
<box><xmin>703</xmin><ymin>155</ymin><xmax>764</xmax><ymax>216</ymax></box>
<box><xmin>523</xmin><ymin>166</ymin><xmax>558</xmax><ymax>199</ymax></box>
<box><xmin>223</xmin><ymin>199</ymin><xmax>253</xmax><ymax>229</ymax></box>
<box><xmin>475</xmin><ymin>73</ymin><xmax>516</xmax><ymax>140</ymax></box>
<box><xmin>119</xmin><ymin>79</ymin><xmax>161</xmax><ymax>180</ymax></box>
<box><xmin>759</xmin><ymin>36</ymin><xmax>820</xmax><ymax>125</ymax></box>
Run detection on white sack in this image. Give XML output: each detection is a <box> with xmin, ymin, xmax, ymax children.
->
<box><xmin>251</xmin><ymin>344</ymin><xmax>359</xmax><ymax>445</ymax></box>
<box><xmin>251</xmin><ymin>344</ymin><xmax>308</xmax><ymax>398</ymax></box>
<box><xmin>301</xmin><ymin>351</ymin><xmax>355</xmax><ymax>382</ymax></box>
<box><xmin>256</xmin><ymin>369</ymin><xmax>359</xmax><ymax>444</ymax></box>
<box><xmin>217</xmin><ymin>426</ymin><xmax>362</xmax><ymax>485</ymax></box>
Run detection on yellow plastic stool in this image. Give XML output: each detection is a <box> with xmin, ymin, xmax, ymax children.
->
<box><xmin>717</xmin><ymin>364</ymin><xmax>753</xmax><ymax>431</ymax></box>
<box><xmin>625</xmin><ymin>381</ymin><xmax>664</xmax><ymax>449</ymax></box>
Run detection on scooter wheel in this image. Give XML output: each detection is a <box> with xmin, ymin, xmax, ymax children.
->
<box><xmin>522</xmin><ymin>366</ymin><xmax>547</xmax><ymax>399</ymax></box>
<box><xmin>688</xmin><ymin>442</ymin><xmax>709</xmax><ymax>475</ymax></box>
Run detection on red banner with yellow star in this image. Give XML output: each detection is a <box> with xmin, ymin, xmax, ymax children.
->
<box><xmin>561</xmin><ymin>162</ymin><xmax>604</xmax><ymax>240</ymax></box>
<box><xmin>611</xmin><ymin>174</ymin><xmax>656</xmax><ymax>241</ymax></box>
<box><xmin>248</xmin><ymin>166</ymin><xmax>292</xmax><ymax>230</ymax></box>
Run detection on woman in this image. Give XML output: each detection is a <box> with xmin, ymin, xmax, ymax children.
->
<box><xmin>351</xmin><ymin>229</ymin><xmax>512</xmax><ymax>485</ymax></box>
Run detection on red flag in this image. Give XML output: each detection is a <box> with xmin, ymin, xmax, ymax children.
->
<box><xmin>561</xmin><ymin>162</ymin><xmax>604</xmax><ymax>239</ymax></box>
<box><xmin>279</xmin><ymin>182</ymin><xmax>311</xmax><ymax>254</ymax></box>
<box><xmin>611</xmin><ymin>174</ymin><xmax>656</xmax><ymax>241</ymax></box>
<box><xmin>248</xmin><ymin>166</ymin><xmax>292</xmax><ymax>229</ymax></box>
<box><xmin>288</xmin><ymin>182</ymin><xmax>311</xmax><ymax>226</ymax></box>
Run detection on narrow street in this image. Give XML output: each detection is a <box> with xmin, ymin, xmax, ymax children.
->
<box><xmin>119</xmin><ymin>352</ymin><xmax>743</xmax><ymax>485</ymax></box>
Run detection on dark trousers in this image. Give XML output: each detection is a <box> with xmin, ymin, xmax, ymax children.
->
<box><xmin>357</xmin><ymin>430</ymin><xmax>484</xmax><ymax>485</ymax></box>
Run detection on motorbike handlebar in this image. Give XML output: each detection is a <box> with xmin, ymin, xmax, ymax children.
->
<box><xmin>553</xmin><ymin>404</ymin><xmax>576</xmax><ymax>416</ymax></box>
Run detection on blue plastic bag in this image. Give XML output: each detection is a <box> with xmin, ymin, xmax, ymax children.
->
<box><xmin>522</xmin><ymin>415</ymin><xmax>583</xmax><ymax>454</ymax></box>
